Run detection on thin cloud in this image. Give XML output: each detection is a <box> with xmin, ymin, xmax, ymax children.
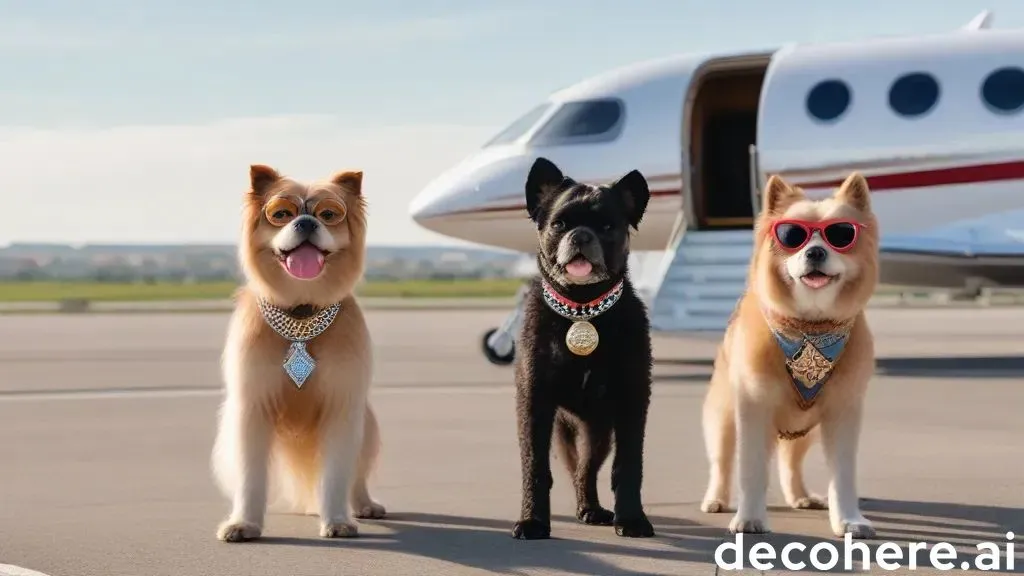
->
<box><xmin>0</xmin><ymin>116</ymin><xmax>499</xmax><ymax>246</ymax></box>
<box><xmin>0</xmin><ymin>7</ymin><xmax>533</xmax><ymax>51</ymax></box>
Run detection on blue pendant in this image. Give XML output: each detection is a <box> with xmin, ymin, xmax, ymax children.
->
<box><xmin>283</xmin><ymin>341</ymin><xmax>316</xmax><ymax>388</ymax></box>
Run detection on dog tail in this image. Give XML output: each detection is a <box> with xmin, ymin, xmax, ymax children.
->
<box><xmin>269</xmin><ymin>436</ymin><xmax>322</xmax><ymax>515</ymax></box>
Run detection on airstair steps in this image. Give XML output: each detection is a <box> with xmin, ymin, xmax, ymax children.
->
<box><xmin>649</xmin><ymin>229</ymin><xmax>754</xmax><ymax>334</ymax></box>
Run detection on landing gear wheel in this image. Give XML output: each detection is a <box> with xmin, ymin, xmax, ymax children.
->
<box><xmin>481</xmin><ymin>328</ymin><xmax>515</xmax><ymax>366</ymax></box>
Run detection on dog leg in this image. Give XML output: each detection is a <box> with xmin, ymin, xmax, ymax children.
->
<box><xmin>700</xmin><ymin>389</ymin><xmax>735</xmax><ymax>514</ymax></box>
<box><xmin>573</xmin><ymin>421</ymin><xmax>614</xmax><ymax>526</ymax></box>
<box><xmin>351</xmin><ymin>404</ymin><xmax>386</xmax><ymax>520</ymax></box>
<box><xmin>214</xmin><ymin>401</ymin><xmax>272</xmax><ymax>542</ymax></box>
<box><xmin>318</xmin><ymin>404</ymin><xmax>365</xmax><ymax>538</ymax></box>
<box><xmin>729</xmin><ymin>393</ymin><xmax>773</xmax><ymax>534</ymax></box>
<box><xmin>821</xmin><ymin>404</ymin><xmax>875</xmax><ymax>538</ymax></box>
<box><xmin>610</xmin><ymin>398</ymin><xmax>654</xmax><ymax>538</ymax></box>
<box><xmin>512</xmin><ymin>385</ymin><xmax>556</xmax><ymax>540</ymax></box>
<box><xmin>778</xmin><ymin>429</ymin><xmax>826</xmax><ymax>510</ymax></box>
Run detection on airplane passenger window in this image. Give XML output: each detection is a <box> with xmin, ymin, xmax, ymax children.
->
<box><xmin>981</xmin><ymin>67</ymin><xmax>1024</xmax><ymax>114</ymax></box>
<box><xmin>805</xmin><ymin>79</ymin><xmax>852</xmax><ymax>123</ymax></box>
<box><xmin>529</xmin><ymin>98</ymin><xmax>624</xmax><ymax>145</ymax></box>
<box><xmin>888</xmin><ymin>72</ymin><xmax>940</xmax><ymax>118</ymax></box>
<box><xmin>483</xmin><ymin>104</ymin><xmax>552</xmax><ymax>146</ymax></box>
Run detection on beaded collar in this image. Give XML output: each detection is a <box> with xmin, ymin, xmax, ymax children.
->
<box><xmin>540</xmin><ymin>279</ymin><xmax>625</xmax><ymax>356</ymax></box>
<box><xmin>540</xmin><ymin>279</ymin><xmax>624</xmax><ymax>321</ymax></box>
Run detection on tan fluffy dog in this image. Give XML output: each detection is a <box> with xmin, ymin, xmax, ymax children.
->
<box><xmin>700</xmin><ymin>172</ymin><xmax>879</xmax><ymax>539</ymax></box>
<box><xmin>212</xmin><ymin>164</ymin><xmax>385</xmax><ymax>542</ymax></box>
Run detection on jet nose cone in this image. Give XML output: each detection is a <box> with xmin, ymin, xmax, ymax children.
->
<box><xmin>409</xmin><ymin>149</ymin><xmax>530</xmax><ymax>226</ymax></box>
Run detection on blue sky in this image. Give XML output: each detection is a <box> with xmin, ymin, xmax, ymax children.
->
<box><xmin>1</xmin><ymin>0</ymin><xmax>1021</xmax><ymax>246</ymax></box>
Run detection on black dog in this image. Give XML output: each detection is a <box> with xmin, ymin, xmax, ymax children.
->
<box><xmin>511</xmin><ymin>157</ymin><xmax>655</xmax><ymax>540</ymax></box>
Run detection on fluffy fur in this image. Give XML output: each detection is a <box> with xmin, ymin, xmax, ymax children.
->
<box><xmin>212</xmin><ymin>164</ymin><xmax>385</xmax><ymax>542</ymax></box>
<box><xmin>699</xmin><ymin>172</ymin><xmax>880</xmax><ymax>538</ymax></box>
<box><xmin>512</xmin><ymin>157</ymin><xmax>656</xmax><ymax>540</ymax></box>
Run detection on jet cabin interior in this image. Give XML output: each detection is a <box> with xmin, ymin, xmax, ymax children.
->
<box><xmin>686</xmin><ymin>56</ymin><xmax>770</xmax><ymax>230</ymax></box>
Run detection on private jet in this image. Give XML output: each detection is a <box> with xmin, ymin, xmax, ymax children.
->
<box><xmin>409</xmin><ymin>10</ymin><xmax>1024</xmax><ymax>365</ymax></box>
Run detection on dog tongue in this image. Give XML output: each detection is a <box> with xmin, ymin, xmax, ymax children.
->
<box><xmin>284</xmin><ymin>244</ymin><xmax>325</xmax><ymax>279</ymax></box>
<box><xmin>565</xmin><ymin>258</ymin><xmax>593</xmax><ymax>278</ymax></box>
<box><xmin>801</xmin><ymin>273</ymin><xmax>831</xmax><ymax>289</ymax></box>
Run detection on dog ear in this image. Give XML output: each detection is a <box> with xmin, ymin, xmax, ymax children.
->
<box><xmin>249</xmin><ymin>164</ymin><xmax>281</xmax><ymax>197</ymax></box>
<box><xmin>525</xmin><ymin>157</ymin><xmax>569</xmax><ymax>221</ymax></box>
<box><xmin>762</xmin><ymin>174</ymin><xmax>804</xmax><ymax>214</ymax></box>
<box><xmin>331</xmin><ymin>170</ymin><xmax>363</xmax><ymax>195</ymax></box>
<box><xmin>834</xmin><ymin>172</ymin><xmax>871</xmax><ymax>212</ymax></box>
<box><xmin>610</xmin><ymin>169</ymin><xmax>650</xmax><ymax>230</ymax></box>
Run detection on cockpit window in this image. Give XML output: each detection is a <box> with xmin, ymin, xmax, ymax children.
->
<box><xmin>483</xmin><ymin>104</ymin><xmax>552</xmax><ymax>147</ymax></box>
<box><xmin>528</xmin><ymin>98</ymin><xmax>625</xmax><ymax>146</ymax></box>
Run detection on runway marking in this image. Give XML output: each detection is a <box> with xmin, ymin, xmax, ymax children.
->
<box><xmin>0</xmin><ymin>565</ymin><xmax>53</xmax><ymax>576</ymax></box>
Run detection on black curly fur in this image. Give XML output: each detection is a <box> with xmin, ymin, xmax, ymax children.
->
<box><xmin>511</xmin><ymin>157</ymin><xmax>655</xmax><ymax>540</ymax></box>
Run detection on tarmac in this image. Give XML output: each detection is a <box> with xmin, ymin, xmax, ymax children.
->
<box><xmin>0</xmin><ymin>305</ymin><xmax>1021</xmax><ymax>575</ymax></box>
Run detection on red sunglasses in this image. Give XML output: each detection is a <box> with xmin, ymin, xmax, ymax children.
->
<box><xmin>771</xmin><ymin>218</ymin><xmax>866</xmax><ymax>253</ymax></box>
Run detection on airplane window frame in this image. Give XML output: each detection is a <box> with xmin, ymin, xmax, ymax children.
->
<box><xmin>981</xmin><ymin>66</ymin><xmax>1024</xmax><ymax>115</ymax></box>
<box><xmin>527</xmin><ymin>98</ymin><xmax>626</xmax><ymax>147</ymax></box>
<box><xmin>888</xmin><ymin>71</ymin><xmax>941</xmax><ymax>119</ymax></box>
<box><xmin>805</xmin><ymin>79</ymin><xmax>853</xmax><ymax>124</ymax></box>
<box><xmin>483</xmin><ymin>103</ymin><xmax>553</xmax><ymax>147</ymax></box>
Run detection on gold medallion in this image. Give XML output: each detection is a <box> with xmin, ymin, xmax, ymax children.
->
<box><xmin>565</xmin><ymin>320</ymin><xmax>599</xmax><ymax>356</ymax></box>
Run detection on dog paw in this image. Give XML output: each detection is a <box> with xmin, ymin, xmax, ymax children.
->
<box><xmin>355</xmin><ymin>500</ymin><xmax>387</xmax><ymax>520</ymax></box>
<box><xmin>511</xmin><ymin>519</ymin><xmax>551</xmax><ymax>540</ymax></box>
<box><xmin>700</xmin><ymin>499</ymin><xmax>729</xmax><ymax>513</ymax></box>
<box><xmin>790</xmin><ymin>494</ymin><xmax>828</xmax><ymax>510</ymax></box>
<box><xmin>320</xmin><ymin>520</ymin><xmax>359</xmax><ymax>538</ymax></box>
<box><xmin>614</xmin><ymin>514</ymin><xmax>655</xmax><ymax>538</ymax></box>
<box><xmin>729</xmin><ymin>514</ymin><xmax>770</xmax><ymax>534</ymax></box>
<box><xmin>576</xmin><ymin>506</ymin><xmax>614</xmax><ymax>526</ymax></box>
<box><xmin>216</xmin><ymin>520</ymin><xmax>261</xmax><ymax>542</ymax></box>
<box><xmin>834</xmin><ymin>518</ymin><xmax>876</xmax><ymax>539</ymax></box>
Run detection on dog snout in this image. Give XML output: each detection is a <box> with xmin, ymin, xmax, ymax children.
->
<box><xmin>293</xmin><ymin>216</ymin><xmax>319</xmax><ymax>236</ymax></box>
<box><xmin>570</xmin><ymin>228</ymin><xmax>596</xmax><ymax>245</ymax></box>
<box><xmin>806</xmin><ymin>245</ymin><xmax>828</xmax><ymax>264</ymax></box>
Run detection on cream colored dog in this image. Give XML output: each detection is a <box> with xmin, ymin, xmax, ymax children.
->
<box><xmin>700</xmin><ymin>172</ymin><xmax>879</xmax><ymax>538</ymax></box>
<box><xmin>212</xmin><ymin>165</ymin><xmax>385</xmax><ymax>542</ymax></box>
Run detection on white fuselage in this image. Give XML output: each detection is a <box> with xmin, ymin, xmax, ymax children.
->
<box><xmin>409</xmin><ymin>21</ymin><xmax>1024</xmax><ymax>288</ymax></box>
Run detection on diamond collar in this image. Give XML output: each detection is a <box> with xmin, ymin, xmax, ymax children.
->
<box><xmin>257</xmin><ymin>297</ymin><xmax>341</xmax><ymax>343</ymax></box>
<box><xmin>541</xmin><ymin>279</ymin><xmax>624</xmax><ymax>321</ymax></box>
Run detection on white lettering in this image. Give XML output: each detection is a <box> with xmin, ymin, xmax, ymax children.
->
<box><xmin>908</xmin><ymin>541</ymin><xmax>928</xmax><ymax>570</ymax></box>
<box><xmin>781</xmin><ymin>542</ymin><xmax>806</xmax><ymax>571</ymax></box>
<box><xmin>976</xmin><ymin>542</ymin><xmax>1000</xmax><ymax>571</ymax></box>
<box><xmin>714</xmin><ymin>533</ymin><xmax>744</xmax><ymax>570</ymax></box>
<box><xmin>810</xmin><ymin>542</ymin><xmax>839</xmax><ymax>571</ymax></box>
<box><xmin>930</xmin><ymin>542</ymin><xmax>957</xmax><ymax>570</ymax></box>
<box><xmin>875</xmin><ymin>543</ymin><xmax>903</xmax><ymax>571</ymax></box>
<box><xmin>1008</xmin><ymin>532</ymin><xmax>1016</xmax><ymax>571</ymax></box>
<box><xmin>748</xmin><ymin>542</ymin><xmax>775</xmax><ymax>571</ymax></box>
<box><xmin>844</xmin><ymin>532</ymin><xmax>871</xmax><ymax>571</ymax></box>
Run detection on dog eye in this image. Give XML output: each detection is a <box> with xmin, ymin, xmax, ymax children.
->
<box><xmin>552</xmin><ymin>220</ymin><xmax>566</xmax><ymax>231</ymax></box>
<box><xmin>601</xmin><ymin>223</ymin><xmax>612</xmax><ymax>232</ymax></box>
<box><xmin>320</xmin><ymin>210</ymin><xmax>336</xmax><ymax>221</ymax></box>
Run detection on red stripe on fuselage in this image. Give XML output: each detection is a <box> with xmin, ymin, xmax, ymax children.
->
<box><xmin>446</xmin><ymin>188</ymin><xmax>679</xmax><ymax>216</ymax></box>
<box><xmin>790</xmin><ymin>159</ymin><xmax>1024</xmax><ymax>191</ymax></box>
<box><xmin>439</xmin><ymin>159</ymin><xmax>1024</xmax><ymax>217</ymax></box>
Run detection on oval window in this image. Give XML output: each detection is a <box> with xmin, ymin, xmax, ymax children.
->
<box><xmin>888</xmin><ymin>72</ymin><xmax>940</xmax><ymax>118</ymax></box>
<box><xmin>806</xmin><ymin>79</ymin><xmax>852</xmax><ymax>123</ymax></box>
<box><xmin>981</xmin><ymin>67</ymin><xmax>1024</xmax><ymax>115</ymax></box>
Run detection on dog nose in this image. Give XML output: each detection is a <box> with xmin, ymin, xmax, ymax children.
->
<box><xmin>293</xmin><ymin>217</ymin><xmax>318</xmax><ymax>235</ymax></box>
<box><xmin>572</xmin><ymin>228</ymin><xmax>595</xmax><ymax>245</ymax></box>
<box><xmin>806</xmin><ymin>246</ymin><xmax>827</xmax><ymax>263</ymax></box>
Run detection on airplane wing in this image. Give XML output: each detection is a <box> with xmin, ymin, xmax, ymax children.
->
<box><xmin>881</xmin><ymin>209</ymin><xmax>1024</xmax><ymax>258</ymax></box>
